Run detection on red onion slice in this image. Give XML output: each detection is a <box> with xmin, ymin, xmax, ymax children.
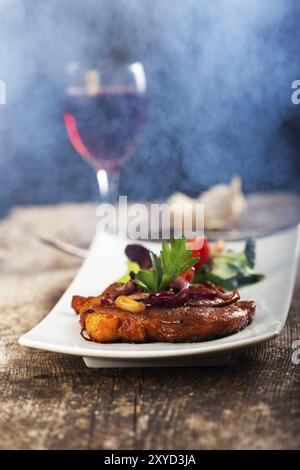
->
<box><xmin>170</xmin><ymin>277</ymin><xmax>190</xmax><ymax>290</ymax></box>
<box><xmin>125</xmin><ymin>244</ymin><xmax>152</xmax><ymax>268</ymax></box>
<box><xmin>141</xmin><ymin>283</ymin><xmax>240</xmax><ymax>308</ymax></box>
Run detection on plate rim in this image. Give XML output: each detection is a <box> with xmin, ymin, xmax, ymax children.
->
<box><xmin>19</xmin><ymin>330</ymin><xmax>280</xmax><ymax>359</ymax></box>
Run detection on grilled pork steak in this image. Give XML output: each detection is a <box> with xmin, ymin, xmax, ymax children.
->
<box><xmin>72</xmin><ymin>283</ymin><xmax>255</xmax><ymax>343</ymax></box>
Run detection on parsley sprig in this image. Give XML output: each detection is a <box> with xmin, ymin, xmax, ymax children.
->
<box><xmin>134</xmin><ymin>238</ymin><xmax>199</xmax><ymax>293</ymax></box>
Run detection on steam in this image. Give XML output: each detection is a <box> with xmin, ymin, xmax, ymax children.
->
<box><xmin>0</xmin><ymin>0</ymin><xmax>299</xmax><ymax>217</ymax></box>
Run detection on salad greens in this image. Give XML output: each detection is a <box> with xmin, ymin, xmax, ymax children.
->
<box><xmin>117</xmin><ymin>260</ymin><xmax>140</xmax><ymax>283</ymax></box>
<box><xmin>120</xmin><ymin>237</ymin><xmax>264</xmax><ymax>293</ymax></box>
<box><xmin>193</xmin><ymin>239</ymin><xmax>264</xmax><ymax>290</ymax></box>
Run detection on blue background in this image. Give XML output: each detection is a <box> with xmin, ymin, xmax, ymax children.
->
<box><xmin>0</xmin><ymin>0</ymin><xmax>299</xmax><ymax>218</ymax></box>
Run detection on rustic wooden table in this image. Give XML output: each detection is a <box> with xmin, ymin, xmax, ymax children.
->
<box><xmin>0</xmin><ymin>194</ymin><xmax>299</xmax><ymax>450</ymax></box>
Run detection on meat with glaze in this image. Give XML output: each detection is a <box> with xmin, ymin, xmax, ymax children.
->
<box><xmin>72</xmin><ymin>282</ymin><xmax>255</xmax><ymax>343</ymax></box>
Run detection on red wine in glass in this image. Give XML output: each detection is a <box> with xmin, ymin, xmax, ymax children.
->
<box><xmin>64</xmin><ymin>86</ymin><xmax>145</xmax><ymax>171</ymax></box>
<box><xmin>64</xmin><ymin>63</ymin><xmax>146</xmax><ymax>202</ymax></box>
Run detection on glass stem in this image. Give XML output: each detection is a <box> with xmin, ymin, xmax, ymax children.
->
<box><xmin>96</xmin><ymin>169</ymin><xmax>120</xmax><ymax>204</ymax></box>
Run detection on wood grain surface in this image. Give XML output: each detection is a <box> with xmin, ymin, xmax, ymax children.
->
<box><xmin>0</xmin><ymin>195</ymin><xmax>299</xmax><ymax>450</ymax></box>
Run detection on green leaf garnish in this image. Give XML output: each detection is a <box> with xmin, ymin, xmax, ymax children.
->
<box><xmin>245</xmin><ymin>239</ymin><xmax>255</xmax><ymax>269</ymax></box>
<box><xmin>134</xmin><ymin>238</ymin><xmax>199</xmax><ymax>293</ymax></box>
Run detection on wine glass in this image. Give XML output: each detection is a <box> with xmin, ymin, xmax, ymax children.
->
<box><xmin>64</xmin><ymin>60</ymin><xmax>146</xmax><ymax>203</ymax></box>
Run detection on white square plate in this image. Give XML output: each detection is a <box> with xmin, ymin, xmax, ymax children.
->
<box><xmin>19</xmin><ymin>226</ymin><xmax>299</xmax><ymax>367</ymax></box>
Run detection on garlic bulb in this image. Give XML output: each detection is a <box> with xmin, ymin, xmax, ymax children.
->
<box><xmin>168</xmin><ymin>176</ymin><xmax>247</xmax><ymax>230</ymax></box>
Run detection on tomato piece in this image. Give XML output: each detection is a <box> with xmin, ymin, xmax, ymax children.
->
<box><xmin>180</xmin><ymin>267</ymin><xmax>195</xmax><ymax>282</ymax></box>
<box><xmin>189</xmin><ymin>237</ymin><xmax>211</xmax><ymax>269</ymax></box>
